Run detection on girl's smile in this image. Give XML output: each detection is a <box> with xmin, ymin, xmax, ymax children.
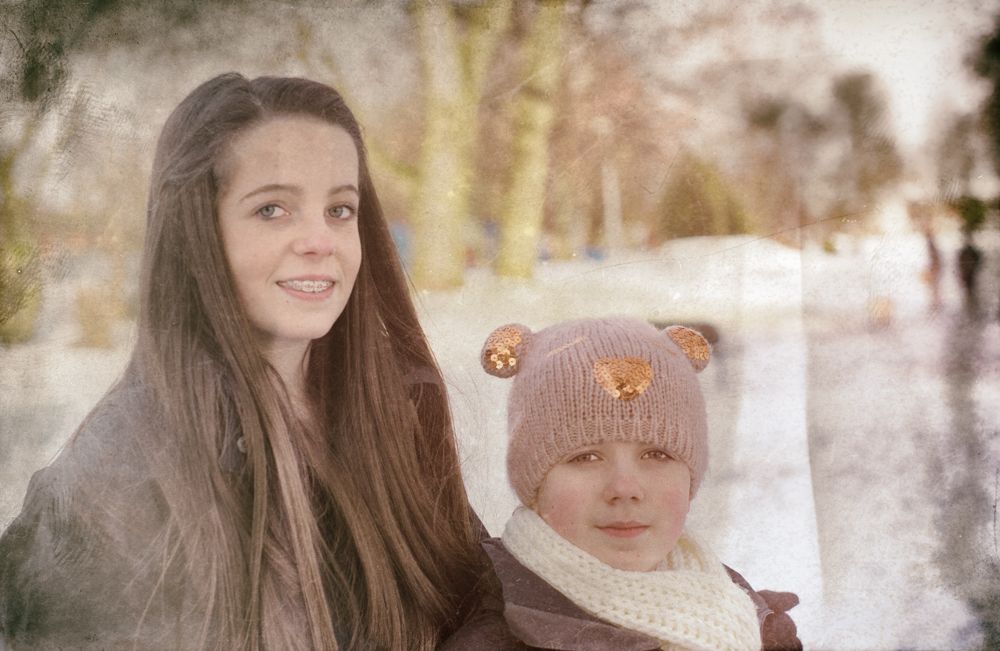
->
<box><xmin>277</xmin><ymin>275</ymin><xmax>336</xmax><ymax>299</ymax></box>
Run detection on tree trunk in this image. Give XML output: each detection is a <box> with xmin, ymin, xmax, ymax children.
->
<box><xmin>411</xmin><ymin>2</ymin><xmax>511</xmax><ymax>290</ymax></box>
<box><xmin>411</xmin><ymin>3</ymin><xmax>466</xmax><ymax>289</ymax></box>
<box><xmin>600</xmin><ymin>158</ymin><xmax>624</xmax><ymax>252</ymax></box>
<box><xmin>495</xmin><ymin>0</ymin><xmax>568</xmax><ymax>279</ymax></box>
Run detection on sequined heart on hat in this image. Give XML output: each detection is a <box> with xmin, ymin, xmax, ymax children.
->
<box><xmin>593</xmin><ymin>357</ymin><xmax>653</xmax><ymax>401</ymax></box>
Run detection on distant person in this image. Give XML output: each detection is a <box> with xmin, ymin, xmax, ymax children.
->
<box><xmin>0</xmin><ymin>74</ymin><xmax>486</xmax><ymax>649</ymax></box>
<box><xmin>922</xmin><ymin>226</ymin><xmax>943</xmax><ymax>314</ymax></box>
<box><xmin>443</xmin><ymin>317</ymin><xmax>802</xmax><ymax>650</ymax></box>
<box><xmin>957</xmin><ymin>231</ymin><xmax>983</xmax><ymax>314</ymax></box>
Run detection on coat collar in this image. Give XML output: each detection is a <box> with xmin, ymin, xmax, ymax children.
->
<box><xmin>483</xmin><ymin>538</ymin><xmax>773</xmax><ymax>650</ymax></box>
<box><xmin>483</xmin><ymin>539</ymin><xmax>660</xmax><ymax>650</ymax></box>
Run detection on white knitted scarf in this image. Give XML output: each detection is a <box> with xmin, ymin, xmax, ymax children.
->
<box><xmin>502</xmin><ymin>507</ymin><xmax>762</xmax><ymax>651</ymax></box>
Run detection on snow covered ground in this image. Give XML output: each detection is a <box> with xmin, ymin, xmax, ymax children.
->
<box><xmin>2</xmin><ymin>229</ymin><xmax>998</xmax><ymax>649</ymax></box>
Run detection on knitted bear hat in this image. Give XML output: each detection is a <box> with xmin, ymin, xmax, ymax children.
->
<box><xmin>480</xmin><ymin>317</ymin><xmax>712</xmax><ymax>506</ymax></box>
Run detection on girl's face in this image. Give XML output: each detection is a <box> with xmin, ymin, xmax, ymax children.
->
<box><xmin>534</xmin><ymin>440</ymin><xmax>691</xmax><ymax>572</ymax></box>
<box><xmin>217</xmin><ymin>115</ymin><xmax>362</xmax><ymax>360</ymax></box>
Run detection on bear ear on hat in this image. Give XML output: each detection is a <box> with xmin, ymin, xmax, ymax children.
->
<box><xmin>481</xmin><ymin>324</ymin><xmax>532</xmax><ymax>378</ymax></box>
<box><xmin>664</xmin><ymin>325</ymin><xmax>711</xmax><ymax>372</ymax></box>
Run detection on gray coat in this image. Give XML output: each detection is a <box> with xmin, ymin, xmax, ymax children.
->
<box><xmin>0</xmin><ymin>383</ymin><xmax>212</xmax><ymax>649</ymax></box>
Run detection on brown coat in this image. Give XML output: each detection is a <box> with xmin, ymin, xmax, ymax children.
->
<box><xmin>441</xmin><ymin>538</ymin><xmax>802</xmax><ymax>651</ymax></box>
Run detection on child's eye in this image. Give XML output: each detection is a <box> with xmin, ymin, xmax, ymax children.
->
<box><xmin>642</xmin><ymin>449</ymin><xmax>672</xmax><ymax>461</ymax></box>
<box><xmin>567</xmin><ymin>452</ymin><xmax>600</xmax><ymax>463</ymax></box>
<box><xmin>328</xmin><ymin>204</ymin><xmax>356</xmax><ymax>220</ymax></box>
<box><xmin>256</xmin><ymin>203</ymin><xmax>289</xmax><ymax>220</ymax></box>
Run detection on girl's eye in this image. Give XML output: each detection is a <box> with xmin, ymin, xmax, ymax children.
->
<box><xmin>568</xmin><ymin>452</ymin><xmax>600</xmax><ymax>463</ymax></box>
<box><xmin>328</xmin><ymin>204</ymin><xmax>356</xmax><ymax>220</ymax></box>
<box><xmin>256</xmin><ymin>204</ymin><xmax>288</xmax><ymax>220</ymax></box>
<box><xmin>642</xmin><ymin>449</ymin><xmax>672</xmax><ymax>461</ymax></box>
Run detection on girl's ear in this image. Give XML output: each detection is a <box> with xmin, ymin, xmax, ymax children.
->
<box><xmin>663</xmin><ymin>325</ymin><xmax>711</xmax><ymax>372</ymax></box>
<box><xmin>481</xmin><ymin>324</ymin><xmax>532</xmax><ymax>378</ymax></box>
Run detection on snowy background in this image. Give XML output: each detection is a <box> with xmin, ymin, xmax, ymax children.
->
<box><xmin>3</xmin><ymin>1</ymin><xmax>1000</xmax><ymax>648</ymax></box>
<box><xmin>2</xmin><ymin>206</ymin><xmax>998</xmax><ymax>650</ymax></box>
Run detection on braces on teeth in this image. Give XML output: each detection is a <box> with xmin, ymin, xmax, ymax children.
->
<box><xmin>281</xmin><ymin>280</ymin><xmax>332</xmax><ymax>292</ymax></box>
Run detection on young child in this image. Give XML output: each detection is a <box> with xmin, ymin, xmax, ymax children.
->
<box><xmin>444</xmin><ymin>317</ymin><xmax>802</xmax><ymax>650</ymax></box>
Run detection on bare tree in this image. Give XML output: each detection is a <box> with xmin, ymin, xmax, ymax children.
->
<box><xmin>738</xmin><ymin>96</ymin><xmax>831</xmax><ymax>245</ymax></box>
<box><xmin>411</xmin><ymin>2</ymin><xmax>512</xmax><ymax>289</ymax></box>
<box><xmin>0</xmin><ymin>0</ymin><xmax>251</xmax><ymax>342</ymax></box>
<box><xmin>826</xmin><ymin>72</ymin><xmax>903</xmax><ymax>230</ymax></box>
<box><xmin>494</xmin><ymin>0</ymin><xmax>569</xmax><ymax>278</ymax></box>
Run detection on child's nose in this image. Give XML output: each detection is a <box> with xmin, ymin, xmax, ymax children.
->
<box><xmin>603</xmin><ymin>467</ymin><xmax>644</xmax><ymax>503</ymax></box>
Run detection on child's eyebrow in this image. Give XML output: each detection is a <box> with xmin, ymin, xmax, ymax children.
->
<box><xmin>545</xmin><ymin>336</ymin><xmax>587</xmax><ymax>357</ymax></box>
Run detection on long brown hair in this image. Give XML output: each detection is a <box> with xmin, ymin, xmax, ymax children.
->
<box><xmin>129</xmin><ymin>73</ymin><xmax>481</xmax><ymax>649</ymax></box>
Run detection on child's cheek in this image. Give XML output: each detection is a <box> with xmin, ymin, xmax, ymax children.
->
<box><xmin>660</xmin><ymin>488</ymin><xmax>691</xmax><ymax>532</ymax></box>
<box><xmin>534</xmin><ymin>485</ymin><xmax>588</xmax><ymax>543</ymax></box>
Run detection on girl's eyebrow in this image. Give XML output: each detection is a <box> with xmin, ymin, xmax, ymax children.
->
<box><xmin>239</xmin><ymin>183</ymin><xmax>359</xmax><ymax>203</ymax></box>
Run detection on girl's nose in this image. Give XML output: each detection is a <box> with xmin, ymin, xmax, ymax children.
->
<box><xmin>292</xmin><ymin>213</ymin><xmax>335</xmax><ymax>257</ymax></box>
<box><xmin>603</xmin><ymin>465</ymin><xmax>644</xmax><ymax>503</ymax></box>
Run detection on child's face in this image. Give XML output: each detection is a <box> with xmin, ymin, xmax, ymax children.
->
<box><xmin>533</xmin><ymin>440</ymin><xmax>690</xmax><ymax>572</ymax></box>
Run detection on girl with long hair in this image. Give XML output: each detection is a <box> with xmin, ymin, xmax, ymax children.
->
<box><xmin>0</xmin><ymin>73</ymin><xmax>485</xmax><ymax>650</ymax></box>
